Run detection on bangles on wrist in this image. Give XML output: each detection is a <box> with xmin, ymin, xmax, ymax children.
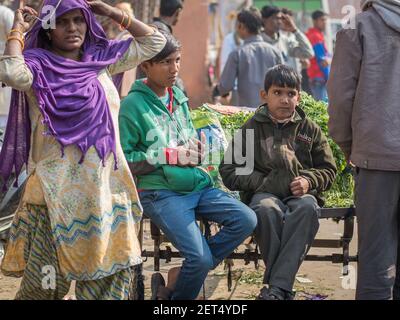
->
<box><xmin>7</xmin><ymin>36</ymin><xmax>25</xmax><ymax>50</ymax></box>
<box><xmin>7</xmin><ymin>29</ymin><xmax>25</xmax><ymax>50</ymax></box>
<box><xmin>119</xmin><ymin>9</ymin><xmax>132</xmax><ymax>30</ymax></box>
<box><xmin>10</xmin><ymin>29</ymin><xmax>25</xmax><ymax>38</ymax></box>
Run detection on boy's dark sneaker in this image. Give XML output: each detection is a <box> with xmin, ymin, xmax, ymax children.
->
<box><xmin>256</xmin><ymin>286</ymin><xmax>285</xmax><ymax>300</ymax></box>
<box><xmin>285</xmin><ymin>290</ymin><xmax>296</xmax><ymax>300</ymax></box>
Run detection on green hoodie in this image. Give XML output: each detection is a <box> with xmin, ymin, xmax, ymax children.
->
<box><xmin>119</xmin><ymin>80</ymin><xmax>212</xmax><ymax>193</ymax></box>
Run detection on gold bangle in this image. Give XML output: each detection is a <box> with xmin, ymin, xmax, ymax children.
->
<box><xmin>119</xmin><ymin>9</ymin><xmax>127</xmax><ymax>26</ymax></box>
<box><xmin>10</xmin><ymin>29</ymin><xmax>25</xmax><ymax>38</ymax></box>
<box><xmin>7</xmin><ymin>36</ymin><xmax>24</xmax><ymax>50</ymax></box>
<box><xmin>124</xmin><ymin>14</ymin><xmax>132</xmax><ymax>29</ymax></box>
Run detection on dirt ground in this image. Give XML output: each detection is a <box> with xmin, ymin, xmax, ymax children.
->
<box><xmin>0</xmin><ymin>219</ymin><xmax>358</xmax><ymax>300</ymax></box>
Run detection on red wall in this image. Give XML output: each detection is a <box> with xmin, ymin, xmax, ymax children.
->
<box><xmin>174</xmin><ymin>0</ymin><xmax>211</xmax><ymax>108</ymax></box>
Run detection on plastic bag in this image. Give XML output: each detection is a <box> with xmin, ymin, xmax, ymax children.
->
<box><xmin>191</xmin><ymin>105</ymin><xmax>228</xmax><ymax>189</ymax></box>
<box><xmin>191</xmin><ymin>104</ymin><xmax>234</xmax><ymax>191</ymax></box>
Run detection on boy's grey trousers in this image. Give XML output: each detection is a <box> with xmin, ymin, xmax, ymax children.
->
<box><xmin>249</xmin><ymin>193</ymin><xmax>320</xmax><ymax>292</ymax></box>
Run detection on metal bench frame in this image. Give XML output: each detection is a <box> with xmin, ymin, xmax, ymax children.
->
<box><xmin>139</xmin><ymin>207</ymin><xmax>358</xmax><ymax>291</ymax></box>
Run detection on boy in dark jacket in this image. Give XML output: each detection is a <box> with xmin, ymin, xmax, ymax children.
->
<box><xmin>119</xmin><ymin>33</ymin><xmax>257</xmax><ymax>300</ymax></box>
<box><xmin>219</xmin><ymin>65</ymin><xmax>337</xmax><ymax>300</ymax></box>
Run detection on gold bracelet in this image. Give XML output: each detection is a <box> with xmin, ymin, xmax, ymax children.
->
<box><xmin>124</xmin><ymin>14</ymin><xmax>132</xmax><ymax>29</ymax></box>
<box><xmin>119</xmin><ymin>9</ymin><xmax>127</xmax><ymax>27</ymax></box>
<box><xmin>10</xmin><ymin>29</ymin><xmax>25</xmax><ymax>38</ymax></box>
<box><xmin>7</xmin><ymin>36</ymin><xmax>24</xmax><ymax>50</ymax></box>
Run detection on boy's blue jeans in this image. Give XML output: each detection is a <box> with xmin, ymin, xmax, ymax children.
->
<box><xmin>139</xmin><ymin>187</ymin><xmax>257</xmax><ymax>300</ymax></box>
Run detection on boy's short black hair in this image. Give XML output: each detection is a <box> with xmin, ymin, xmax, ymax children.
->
<box><xmin>261</xmin><ymin>5</ymin><xmax>281</xmax><ymax>19</ymax></box>
<box><xmin>312</xmin><ymin>10</ymin><xmax>328</xmax><ymax>20</ymax></box>
<box><xmin>160</xmin><ymin>0</ymin><xmax>184</xmax><ymax>17</ymax></box>
<box><xmin>148</xmin><ymin>31</ymin><xmax>181</xmax><ymax>63</ymax></box>
<box><xmin>237</xmin><ymin>7</ymin><xmax>263</xmax><ymax>35</ymax></box>
<box><xmin>264</xmin><ymin>65</ymin><xmax>301</xmax><ymax>93</ymax></box>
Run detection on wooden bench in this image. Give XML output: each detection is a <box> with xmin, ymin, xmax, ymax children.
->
<box><xmin>139</xmin><ymin>206</ymin><xmax>358</xmax><ymax>291</ymax></box>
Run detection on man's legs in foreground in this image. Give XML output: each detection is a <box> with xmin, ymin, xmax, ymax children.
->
<box><xmin>250</xmin><ymin>193</ymin><xmax>320</xmax><ymax>299</ymax></box>
<box><xmin>139</xmin><ymin>188</ymin><xmax>256</xmax><ymax>300</ymax></box>
<box><xmin>394</xmin><ymin>239</ymin><xmax>400</xmax><ymax>300</ymax></box>
<box><xmin>394</xmin><ymin>227</ymin><xmax>400</xmax><ymax>300</ymax></box>
<box><xmin>355</xmin><ymin>169</ymin><xmax>400</xmax><ymax>300</ymax></box>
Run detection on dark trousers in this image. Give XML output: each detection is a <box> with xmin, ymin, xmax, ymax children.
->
<box><xmin>355</xmin><ymin>169</ymin><xmax>400</xmax><ymax>300</ymax></box>
<box><xmin>249</xmin><ymin>193</ymin><xmax>319</xmax><ymax>292</ymax></box>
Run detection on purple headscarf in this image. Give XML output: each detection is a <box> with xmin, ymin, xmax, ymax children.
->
<box><xmin>0</xmin><ymin>0</ymin><xmax>133</xmax><ymax>190</ymax></box>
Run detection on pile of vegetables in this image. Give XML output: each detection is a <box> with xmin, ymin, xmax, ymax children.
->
<box><xmin>299</xmin><ymin>93</ymin><xmax>354</xmax><ymax>208</ymax></box>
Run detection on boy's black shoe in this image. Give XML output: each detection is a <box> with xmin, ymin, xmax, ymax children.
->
<box><xmin>256</xmin><ymin>286</ymin><xmax>295</xmax><ymax>300</ymax></box>
<box><xmin>256</xmin><ymin>286</ymin><xmax>285</xmax><ymax>300</ymax></box>
<box><xmin>285</xmin><ymin>290</ymin><xmax>296</xmax><ymax>300</ymax></box>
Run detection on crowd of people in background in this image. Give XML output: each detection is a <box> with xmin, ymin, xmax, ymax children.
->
<box><xmin>214</xmin><ymin>5</ymin><xmax>332</xmax><ymax>107</ymax></box>
<box><xmin>0</xmin><ymin>1</ymin><xmax>333</xmax><ymax>136</ymax></box>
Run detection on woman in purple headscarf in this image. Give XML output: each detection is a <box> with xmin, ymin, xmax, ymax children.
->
<box><xmin>0</xmin><ymin>0</ymin><xmax>166</xmax><ymax>299</ymax></box>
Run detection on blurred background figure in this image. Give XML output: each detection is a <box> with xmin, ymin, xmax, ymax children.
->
<box><xmin>213</xmin><ymin>7</ymin><xmax>282</xmax><ymax>108</ymax></box>
<box><xmin>260</xmin><ymin>5</ymin><xmax>282</xmax><ymax>46</ymax></box>
<box><xmin>261</xmin><ymin>6</ymin><xmax>313</xmax><ymax>78</ymax></box>
<box><xmin>218</xmin><ymin>16</ymin><xmax>242</xmax><ymax>106</ymax></box>
<box><xmin>279</xmin><ymin>8</ymin><xmax>313</xmax><ymax>88</ymax></box>
<box><xmin>300</xmin><ymin>58</ymin><xmax>312</xmax><ymax>95</ymax></box>
<box><xmin>219</xmin><ymin>13</ymin><xmax>242</xmax><ymax>74</ymax></box>
<box><xmin>306</xmin><ymin>10</ymin><xmax>331</xmax><ymax>102</ymax></box>
<box><xmin>0</xmin><ymin>0</ymin><xmax>14</xmax><ymax>134</ymax></box>
<box><xmin>153</xmin><ymin>0</ymin><xmax>184</xmax><ymax>34</ymax></box>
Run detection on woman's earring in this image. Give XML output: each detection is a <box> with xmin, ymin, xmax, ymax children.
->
<box><xmin>47</xmin><ymin>33</ymin><xmax>52</xmax><ymax>41</ymax></box>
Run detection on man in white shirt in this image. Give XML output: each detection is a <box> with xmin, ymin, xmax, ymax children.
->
<box><xmin>219</xmin><ymin>30</ymin><xmax>242</xmax><ymax>105</ymax></box>
<box><xmin>261</xmin><ymin>6</ymin><xmax>314</xmax><ymax>75</ymax></box>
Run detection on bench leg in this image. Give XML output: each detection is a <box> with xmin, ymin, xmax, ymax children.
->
<box><xmin>138</xmin><ymin>219</ymin><xmax>144</xmax><ymax>251</ymax></box>
<box><xmin>342</xmin><ymin>215</ymin><xmax>355</xmax><ymax>275</ymax></box>
<box><xmin>151</xmin><ymin>221</ymin><xmax>161</xmax><ymax>272</ymax></box>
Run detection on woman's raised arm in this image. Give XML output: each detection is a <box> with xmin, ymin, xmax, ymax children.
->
<box><xmin>86</xmin><ymin>0</ymin><xmax>157</xmax><ymax>38</ymax></box>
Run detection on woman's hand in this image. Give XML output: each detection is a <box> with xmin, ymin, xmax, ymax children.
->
<box><xmin>281</xmin><ymin>14</ymin><xmax>297</xmax><ymax>33</ymax></box>
<box><xmin>87</xmin><ymin>0</ymin><xmax>156</xmax><ymax>39</ymax></box>
<box><xmin>13</xmin><ymin>6</ymin><xmax>38</xmax><ymax>33</ymax></box>
<box><xmin>86</xmin><ymin>0</ymin><xmax>114</xmax><ymax>17</ymax></box>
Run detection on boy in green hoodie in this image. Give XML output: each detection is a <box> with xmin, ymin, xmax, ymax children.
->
<box><xmin>219</xmin><ymin>65</ymin><xmax>337</xmax><ymax>300</ymax></box>
<box><xmin>119</xmin><ymin>32</ymin><xmax>257</xmax><ymax>300</ymax></box>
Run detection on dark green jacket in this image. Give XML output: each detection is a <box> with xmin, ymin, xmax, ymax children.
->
<box><xmin>219</xmin><ymin>105</ymin><xmax>337</xmax><ymax>205</ymax></box>
<box><xmin>119</xmin><ymin>80</ymin><xmax>212</xmax><ymax>193</ymax></box>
